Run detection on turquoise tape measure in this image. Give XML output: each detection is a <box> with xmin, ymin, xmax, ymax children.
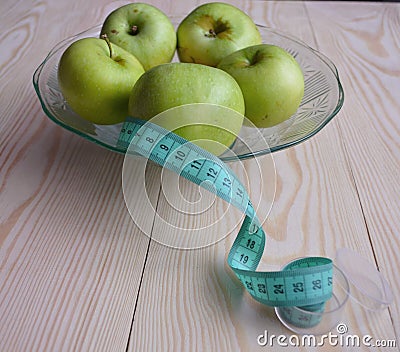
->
<box><xmin>118</xmin><ymin>117</ymin><xmax>333</xmax><ymax>328</ymax></box>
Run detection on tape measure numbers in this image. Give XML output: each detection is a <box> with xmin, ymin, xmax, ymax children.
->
<box><xmin>118</xmin><ymin>117</ymin><xmax>333</xmax><ymax>328</ymax></box>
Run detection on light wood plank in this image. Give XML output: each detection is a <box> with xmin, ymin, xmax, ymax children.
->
<box><xmin>0</xmin><ymin>127</ymin><xmax>160</xmax><ymax>351</ymax></box>
<box><xmin>128</xmin><ymin>1</ymin><xmax>395</xmax><ymax>351</ymax></box>
<box><xmin>306</xmin><ymin>1</ymin><xmax>400</xmax><ymax>341</ymax></box>
<box><xmin>0</xmin><ymin>0</ymin><xmax>162</xmax><ymax>351</ymax></box>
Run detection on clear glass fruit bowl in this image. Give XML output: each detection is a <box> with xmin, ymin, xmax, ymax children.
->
<box><xmin>33</xmin><ymin>22</ymin><xmax>344</xmax><ymax>161</ymax></box>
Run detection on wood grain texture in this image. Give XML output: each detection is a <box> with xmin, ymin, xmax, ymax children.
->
<box><xmin>0</xmin><ymin>0</ymin><xmax>161</xmax><ymax>351</ymax></box>
<box><xmin>1</xmin><ymin>0</ymin><xmax>399</xmax><ymax>351</ymax></box>
<box><xmin>128</xmin><ymin>1</ymin><xmax>397</xmax><ymax>351</ymax></box>
<box><xmin>0</xmin><ymin>133</ymin><xmax>159</xmax><ymax>351</ymax></box>
<box><xmin>306</xmin><ymin>2</ymin><xmax>400</xmax><ymax>341</ymax></box>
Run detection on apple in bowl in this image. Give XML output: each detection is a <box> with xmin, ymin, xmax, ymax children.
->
<box><xmin>100</xmin><ymin>3</ymin><xmax>176</xmax><ymax>71</ymax></box>
<box><xmin>128</xmin><ymin>62</ymin><xmax>245</xmax><ymax>155</ymax></box>
<box><xmin>177</xmin><ymin>2</ymin><xmax>262</xmax><ymax>67</ymax></box>
<box><xmin>57</xmin><ymin>36</ymin><xmax>145</xmax><ymax>125</ymax></box>
<box><xmin>218</xmin><ymin>44</ymin><xmax>305</xmax><ymax>128</ymax></box>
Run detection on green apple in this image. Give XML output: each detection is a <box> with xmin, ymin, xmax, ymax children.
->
<box><xmin>100</xmin><ymin>3</ymin><xmax>176</xmax><ymax>71</ymax></box>
<box><xmin>218</xmin><ymin>44</ymin><xmax>304</xmax><ymax>128</ymax></box>
<box><xmin>177</xmin><ymin>2</ymin><xmax>262</xmax><ymax>67</ymax></box>
<box><xmin>58</xmin><ymin>36</ymin><xmax>145</xmax><ymax>125</ymax></box>
<box><xmin>128</xmin><ymin>62</ymin><xmax>245</xmax><ymax>155</ymax></box>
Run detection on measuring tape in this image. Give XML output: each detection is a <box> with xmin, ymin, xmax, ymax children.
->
<box><xmin>118</xmin><ymin>117</ymin><xmax>333</xmax><ymax>328</ymax></box>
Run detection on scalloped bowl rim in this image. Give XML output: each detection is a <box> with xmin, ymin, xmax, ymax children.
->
<box><xmin>33</xmin><ymin>22</ymin><xmax>344</xmax><ymax>161</ymax></box>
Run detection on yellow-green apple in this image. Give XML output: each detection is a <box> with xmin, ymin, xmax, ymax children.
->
<box><xmin>100</xmin><ymin>3</ymin><xmax>176</xmax><ymax>71</ymax></box>
<box><xmin>128</xmin><ymin>62</ymin><xmax>245</xmax><ymax>155</ymax></box>
<box><xmin>58</xmin><ymin>36</ymin><xmax>144</xmax><ymax>125</ymax></box>
<box><xmin>177</xmin><ymin>2</ymin><xmax>262</xmax><ymax>67</ymax></box>
<box><xmin>218</xmin><ymin>44</ymin><xmax>304</xmax><ymax>128</ymax></box>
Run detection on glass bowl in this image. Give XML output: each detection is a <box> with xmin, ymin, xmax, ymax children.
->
<box><xmin>33</xmin><ymin>21</ymin><xmax>344</xmax><ymax>161</ymax></box>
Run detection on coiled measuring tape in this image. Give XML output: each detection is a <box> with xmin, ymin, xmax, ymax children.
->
<box><xmin>118</xmin><ymin>117</ymin><xmax>333</xmax><ymax>328</ymax></box>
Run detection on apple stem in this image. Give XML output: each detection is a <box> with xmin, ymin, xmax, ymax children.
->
<box><xmin>101</xmin><ymin>34</ymin><xmax>113</xmax><ymax>59</ymax></box>
<box><xmin>130</xmin><ymin>25</ymin><xmax>139</xmax><ymax>35</ymax></box>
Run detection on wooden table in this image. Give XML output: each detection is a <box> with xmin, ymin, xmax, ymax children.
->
<box><xmin>1</xmin><ymin>1</ymin><xmax>399</xmax><ymax>351</ymax></box>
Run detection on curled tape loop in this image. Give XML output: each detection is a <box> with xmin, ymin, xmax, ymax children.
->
<box><xmin>118</xmin><ymin>117</ymin><xmax>333</xmax><ymax>329</ymax></box>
